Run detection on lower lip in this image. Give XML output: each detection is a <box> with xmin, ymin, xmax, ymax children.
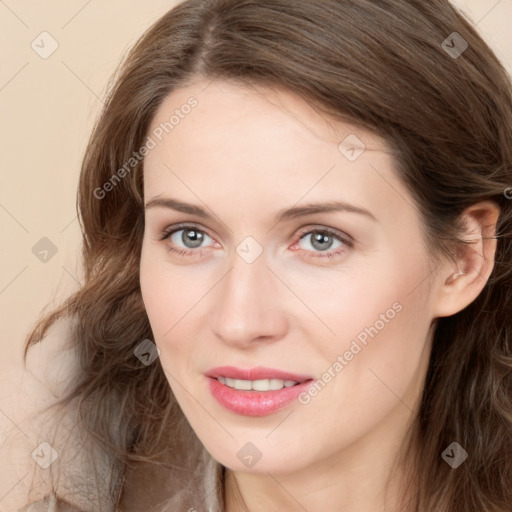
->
<box><xmin>207</xmin><ymin>377</ymin><xmax>313</xmax><ymax>416</ymax></box>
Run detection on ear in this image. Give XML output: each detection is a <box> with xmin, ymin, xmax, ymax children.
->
<box><xmin>432</xmin><ymin>201</ymin><xmax>500</xmax><ymax>318</ymax></box>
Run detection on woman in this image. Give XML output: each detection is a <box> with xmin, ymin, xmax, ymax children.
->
<box><xmin>18</xmin><ymin>0</ymin><xmax>512</xmax><ymax>510</ymax></box>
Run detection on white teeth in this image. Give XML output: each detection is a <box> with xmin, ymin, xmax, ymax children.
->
<box><xmin>235</xmin><ymin>379</ymin><xmax>252</xmax><ymax>390</ymax></box>
<box><xmin>269</xmin><ymin>378</ymin><xmax>284</xmax><ymax>390</ymax></box>
<box><xmin>217</xmin><ymin>377</ymin><xmax>300</xmax><ymax>391</ymax></box>
<box><xmin>252</xmin><ymin>379</ymin><xmax>272</xmax><ymax>391</ymax></box>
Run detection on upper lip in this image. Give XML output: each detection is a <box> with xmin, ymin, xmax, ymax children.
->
<box><xmin>206</xmin><ymin>366</ymin><xmax>313</xmax><ymax>382</ymax></box>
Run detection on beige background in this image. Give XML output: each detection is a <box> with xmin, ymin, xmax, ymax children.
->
<box><xmin>0</xmin><ymin>0</ymin><xmax>511</xmax><ymax>508</ymax></box>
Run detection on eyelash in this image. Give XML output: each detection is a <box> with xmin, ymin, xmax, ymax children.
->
<box><xmin>159</xmin><ymin>223</ymin><xmax>353</xmax><ymax>261</ymax></box>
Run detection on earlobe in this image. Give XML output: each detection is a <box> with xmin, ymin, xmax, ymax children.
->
<box><xmin>432</xmin><ymin>201</ymin><xmax>500</xmax><ymax>318</ymax></box>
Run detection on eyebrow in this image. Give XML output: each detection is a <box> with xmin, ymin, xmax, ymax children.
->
<box><xmin>145</xmin><ymin>197</ymin><xmax>377</xmax><ymax>223</ymax></box>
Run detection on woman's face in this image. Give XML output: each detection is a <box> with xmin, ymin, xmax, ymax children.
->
<box><xmin>140</xmin><ymin>79</ymin><xmax>442</xmax><ymax>475</ymax></box>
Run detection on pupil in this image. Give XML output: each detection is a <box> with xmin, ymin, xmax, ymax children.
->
<box><xmin>312</xmin><ymin>232</ymin><xmax>332</xmax><ymax>251</ymax></box>
<box><xmin>183</xmin><ymin>229</ymin><xmax>203</xmax><ymax>248</ymax></box>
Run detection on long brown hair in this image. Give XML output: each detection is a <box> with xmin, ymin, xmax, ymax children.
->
<box><xmin>24</xmin><ymin>0</ymin><xmax>512</xmax><ymax>510</ymax></box>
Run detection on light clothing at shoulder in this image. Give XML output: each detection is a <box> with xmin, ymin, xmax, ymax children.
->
<box><xmin>1</xmin><ymin>316</ymin><xmax>116</xmax><ymax>512</ymax></box>
<box><xmin>19</xmin><ymin>455</ymin><xmax>224</xmax><ymax>512</ymax></box>
<box><xmin>9</xmin><ymin>315</ymin><xmax>224</xmax><ymax>512</ymax></box>
<box><xmin>19</xmin><ymin>493</ymin><xmax>86</xmax><ymax>512</ymax></box>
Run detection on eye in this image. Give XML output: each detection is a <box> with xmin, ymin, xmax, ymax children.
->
<box><xmin>292</xmin><ymin>227</ymin><xmax>352</xmax><ymax>260</ymax></box>
<box><xmin>160</xmin><ymin>224</ymin><xmax>215</xmax><ymax>257</ymax></box>
<box><xmin>159</xmin><ymin>223</ymin><xmax>353</xmax><ymax>261</ymax></box>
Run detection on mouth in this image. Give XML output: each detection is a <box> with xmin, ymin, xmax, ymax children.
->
<box><xmin>206</xmin><ymin>366</ymin><xmax>314</xmax><ymax>416</ymax></box>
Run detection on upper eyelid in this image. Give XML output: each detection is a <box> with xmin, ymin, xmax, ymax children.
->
<box><xmin>162</xmin><ymin>223</ymin><xmax>352</xmax><ymax>246</ymax></box>
<box><xmin>162</xmin><ymin>223</ymin><xmax>215</xmax><ymax>241</ymax></box>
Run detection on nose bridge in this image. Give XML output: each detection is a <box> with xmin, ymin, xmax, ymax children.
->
<box><xmin>212</xmin><ymin>242</ymin><xmax>287</xmax><ymax>345</ymax></box>
<box><xmin>227</xmin><ymin>245</ymin><xmax>267</xmax><ymax>301</ymax></box>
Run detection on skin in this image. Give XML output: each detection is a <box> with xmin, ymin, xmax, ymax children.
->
<box><xmin>139</xmin><ymin>78</ymin><xmax>499</xmax><ymax>512</ymax></box>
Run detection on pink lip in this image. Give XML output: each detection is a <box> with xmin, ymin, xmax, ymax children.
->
<box><xmin>206</xmin><ymin>366</ymin><xmax>312</xmax><ymax>382</ymax></box>
<box><xmin>206</xmin><ymin>366</ymin><xmax>314</xmax><ymax>417</ymax></box>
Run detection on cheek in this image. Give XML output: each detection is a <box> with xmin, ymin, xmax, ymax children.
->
<box><xmin>304</xmin><ymin>250</ymin><xmax>433</xmax><ymax>394</ymax></box>
<box><xmin>139</xmin><ymin>248</ymin><xmax>214</xmax><ymax>397</ymax></box>
<box><xmin>308</xmin><ymin>269</ymin><xmax>433</xmax><ymax>423</ymax></box>
<box><xmin>140</xmin><ymin>248</ymin><xmax>206</xmax><ymax>339</ymax></box>
<box><xmin>140</xmin><ymin>260</ymin><xmax>169</xmax><ymax>336</ymax></box>
<box><xmin>298</xmin><ymin>260</ymin><xmax>423</xmax><ymax>355</ymax></box>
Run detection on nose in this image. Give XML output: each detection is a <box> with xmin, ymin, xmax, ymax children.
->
<box><xmin>211</xmin><ymin>248</ymin><xmax>289</xmax><ymax>349</ymax></box>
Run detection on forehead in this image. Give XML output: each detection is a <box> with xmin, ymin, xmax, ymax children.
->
<box><xmin>147</xmin><ymin>78</ymin><xmax>387</xmax><ymax>154</ymax></box>
<box><xmin>143</xmin><ymin>79</ymin><xmax>412</xmax><ymax>229</ymax></box>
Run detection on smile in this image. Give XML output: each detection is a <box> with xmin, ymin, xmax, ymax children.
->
<box><xmin>206</xmin><ymin>366</ymin><xmax>314</xmax><ymax>416</ymax></box>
